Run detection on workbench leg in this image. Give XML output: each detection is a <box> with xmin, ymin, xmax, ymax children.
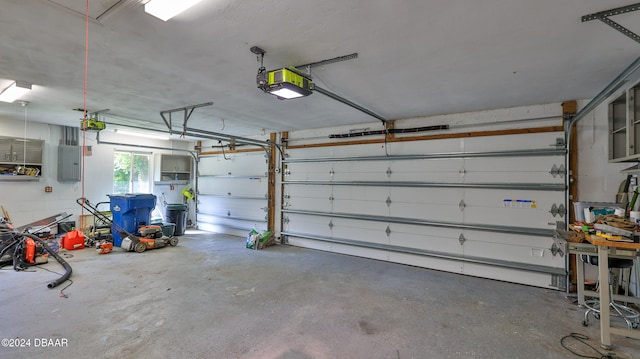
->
<box><xmin>576</xmin><ymin>254</ymin><xmax>586</xmax><ymax>307</ymax></box>
<box><xmin>598</xmin><ymin>246</ymin><xmax>612</xmax><ymax>350</ymax></box>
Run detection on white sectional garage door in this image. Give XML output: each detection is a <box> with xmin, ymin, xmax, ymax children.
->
<box><xmin>197</xmin><ymin>152</ymin><xmax>269</xmax><ymax>234</ymax></box>
<box><xmin>281</xmin><ymin>131</ymin><xmax>568</xmax><ymax>289</ymax></box>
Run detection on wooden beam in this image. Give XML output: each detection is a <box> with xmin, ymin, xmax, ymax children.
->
<box><xmin>286</xmin><ymin>126</ymin><xmax>565</xmax><ymax>150</ymax></box>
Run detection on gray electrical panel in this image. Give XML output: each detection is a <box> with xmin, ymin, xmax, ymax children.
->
<box><xmin>58</xmin><ymin>145</ymin><xmax>81</xmax><ymax>182</ymax></box>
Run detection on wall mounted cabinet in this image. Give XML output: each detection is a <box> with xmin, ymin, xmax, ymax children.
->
<box><xmin>154</xmin><ymin>154</ymin><xmax>191</xmax><ymax>184</ymax></box>
<box><xmin>609</xmin><ymin>84</ymin><xmax>640</xmax><ymax>162</ymax></box>
<box><xmin>0</xmin><ymin>136</ymin><xmax>44</xmax><ymax>180</ymax></box>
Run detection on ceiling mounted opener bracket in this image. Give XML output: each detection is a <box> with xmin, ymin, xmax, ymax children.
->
<box><xmin>160</xmin><ymin>102</ymin><xmax>213</xmax><ymax>136</ymax></box>
<box><xmin>582</xmin><ymin>3</ymin><xmax>640</xmax><ymax>45</ymax></box>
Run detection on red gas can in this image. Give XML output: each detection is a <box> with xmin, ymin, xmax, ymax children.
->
<box><xmin>62</xmin><ymin>230</ymin><xmax>85</xmax><ymax>250</ymax></box>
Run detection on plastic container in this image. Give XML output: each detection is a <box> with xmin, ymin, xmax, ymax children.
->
<box><xmin>165</xmin><ymin>204</ymin><xmax>187</xmax><ymax>236</ymax></box>
<box><xmin>61</xmin><ymin>230</ymin><xmax>85</xmax><ymax>250</ymax></box>
<box><xmin>161</xmin><ymin>223</ymin><xmax>176</xmax><ymax>237</ymax></box>
<box><xmin>109</xmin><ymin>193</ymin><xmax>157</xmax><ymax>246</ymax></box>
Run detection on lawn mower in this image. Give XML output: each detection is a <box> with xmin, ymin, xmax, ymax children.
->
<box><xmin>77</xmin><ymin>198</ymin><xmax>178</xmax><ymax>253</ymax></box>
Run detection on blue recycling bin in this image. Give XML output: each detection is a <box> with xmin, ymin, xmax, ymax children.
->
<box><xmin>109</xmin><ymin>193</ymin><xmax>157</xmax><ymax>246</ymax></box>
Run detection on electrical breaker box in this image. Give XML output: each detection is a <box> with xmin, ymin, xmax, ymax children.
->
<box><xmin>58</xmin><ymin>145</ymin><xmax>81</xmax><ymax>182</ymax></box>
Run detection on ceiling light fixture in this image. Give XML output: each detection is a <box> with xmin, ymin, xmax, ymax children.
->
<box><xmin>0</xmin><ymin>81</ymin><xmax>32</xmax><ymax>103</ymax></box>
<box><xmin>144</xmin><ymin>0</ymin><xmax>203</xmax><ymax>21</ymax></box>
<box><xmin>115</xmin><ymin>129</ymin><xmax>169</xmax><ymax>140</ymax></box>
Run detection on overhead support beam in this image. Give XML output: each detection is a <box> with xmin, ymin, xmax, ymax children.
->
<box><xmin>582</xmin><ymin>3</ymin><xmax>640</xmax><ymax>45</ymax></box>
<box><xmin>183</xmin><ymin>127</ymin><xmax>271</xmax><ymax>149</ymax></box>
<box><xmin>313</xmin><ymin>85</ymin><xmax>387</xmax><ymax>124</ymax></box>
<box><xmin>160</xmin><ymin>102</ymin><xmax>213</xmax><ymax>134</ymax></box>
<box><xmin>567</xmin><ymin>55</ymin><xmax>640</xmax><ymax>130</ymax></box>
<box><xmin>294</xmin><ymin>53</ymin><xmax>358</xmax><ymax>71</ymax></box>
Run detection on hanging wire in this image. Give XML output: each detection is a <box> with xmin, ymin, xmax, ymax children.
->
<box><xmin>81</xmin><ymin>0</ymin><xmax>89</xmax><ymax>222</ymax></box>
<box><xmin>22</xmin><ymin>102</ymin><xmax>27</xmax><ymax>167</ymax></box>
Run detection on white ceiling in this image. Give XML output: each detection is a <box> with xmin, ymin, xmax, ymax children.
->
<box><xmin>0</xmin><ymin>0</ymin><xmax>639</xmax><ymax>137</ymax></box>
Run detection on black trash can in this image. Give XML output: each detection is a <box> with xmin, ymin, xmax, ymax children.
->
<box><xmin>165</xmin><ymin>204</ymin><xmax>188</xmax><ymax>236</ymax></box>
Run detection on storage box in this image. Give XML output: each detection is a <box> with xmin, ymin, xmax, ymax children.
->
<box><xmin>573</xmin><ymin>201</ymin><xmax>619</xmax><ymax>222</ymax></box>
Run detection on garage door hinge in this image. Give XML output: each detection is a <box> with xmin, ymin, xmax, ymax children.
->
<box><xmin>328</xmin><ymin>220</ymin><xmax>334</xmax><ymax>229</ymax></box>
<box><xmin>386</xmin><ymin>226</ymin><xmax>391</xmax><ymax>236</ymax></box>
<box><xmin>227</xmin><ymin>210</ymin><xmax>231</xmax><ymax>216</ymax></box>
<box><xmin>386</xmin><ymin>196</ymin><xmax>392</xmax><ymax>207</ymax></box>
<box><xmin>550</xmin><ymin>242</ymin><xmax>565</xmax><ymax>257</ymax></box>
<box><xmin>283</xmin><ymin>216</ymin><xmax>290</xmax><ymax>223</ymax></box>
<box><xmin>261</xmin><ymin>207</ymin><xmax>268</xmax><ymax>212</ymax></box>
<box><xmin>549</xmin><ymin>164</ymin><xmax>566</xmax><ymax>178</ymax></box>
<box><xmin>458</xmin><ymin>233</ymin><xmax>466</xmax><ymax>245</ymax></box>
<box><xmin>549</xmin><ymin>203</ymin><xmax>566</xmax><ymax>217</ymax></box>
<box><xmin>550</xmin><ymin>274</ymin><xmax>566</xmax><ymax>291</ymax></box>
<box><xmin>329</xmin><ymin>169</ymin><xmax>335</xmax><ymax>176</ymax></box>
<box><xmin>554</xmin><ymin>138</ymin><xmax>565</xmax><ymax>148</ymax></box>
<box><xmin>329</xmin><ymin>196</ymin><xmax>334</xmax><ymax>202</ymax></box>
<box><xmin>386</xmin><ymin>167</ymin><xmax>392</xmax><ymax>178</ymax></box>
<box><xmin>283</xmin><ymin>202</ymin><xmax>290</xmax><ymax>208</ymax></box>
<box><xmin>459</xmin><ymin>168</ymin><xmax>466</xmax><ymax>177</ymax></box>
<box><xmin>459</xmin><ymin>199</ymin><xmax>466</xmax><ymax>211</ymax></box>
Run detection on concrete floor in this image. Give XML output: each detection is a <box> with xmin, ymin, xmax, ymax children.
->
<box><xmin>1</xmin><ymin>230</ymin><xmax>639</xmax><ymax>359</ymax></box>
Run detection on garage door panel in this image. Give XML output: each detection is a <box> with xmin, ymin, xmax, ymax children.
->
<box><xmin>462</xmin><ymin>132</ymin><xmax>563</xmax><ymax>152</ymax></box>
<box><xmin>389</xmin><ymin>187</ymin><xmax>463</xmax><ymax>221</ymax></box>
<box><xmin>389</xmin><ymin>229</ymin><xmax>463</xmax><ymax>254</ymax></box>
<box><xmin>199</xmin><ymin>154</ymin><xmax>267</xmax><ymax>176</ymax></box>
<box><xmin>463</xmin><ymin>157</ymin><xmax>565</xmax><ymax>183</ymax></box>
<box><xmin>330</xmin><ymin>243</ymin><xmax>390</xmax><ymax>261</ymax></box>
<box><xmin>388</xmin><ymin>137</ymin><xmax>463</xmax><ymax>153</ymax></box>
<box><xmin>390</xmin><ymin>187</ymin><xmax>462</xmax><ymax>205</ymax></box>
<box><xmin>463</xmin><ymin>239</ymin><xmax>562</xmax><ymax>268</ymax></box>
<box><xmin>331</xmin><ymin>218</ymin><xmax>390</xmax><ymax>245</ymax></box>
<box><xmin>285</xmin><ymin>184</ymin><xmax>332</xmax><ymax>198</ymax></box>
<box><xmin>197</xmin><ymin>214</ymin><xmax>264</xmax><ymax>231</ymax></box>
<box><xmin>287</xmin><ymin>196</ymin><xmax>332</xmax><ymax>212</ymax></box>
<box><xmin>287</xmin><ymin>162</ymin><xmax>333</xmax><ymax>181</ymax></box>
<box><xmin>287</xmin><ymin>237</ymin><xmax>333</xmax><ymax>252</ymax></box>
<box><xmin>284</xmin><ymin>213</ymin><xmax>332</xmax><ymax>236</ymax></box>
<box><xmin>390</xmin><ymin>202</ymin><xmax>462</xmax><ymax>222</ymax></box>
<box><xmin>199</xmin><ymin>177</ymin><xmax>267</xmax><ymax>197</ymax></box>
<box><xmin>332</xmin><ymin>199</ymin><xmax>388</xmax><ymax>216</ymax></box>
<box><xmin>461</xmin><ymin>230</ymin><xmax>555</xmax><ymax>248</ymax></box>
<box><xmin>389</xmin><ymin>252</ymin><xmax>464</xmax><ymax>273</ymax></box>
<box><xmin>332</xmin><ymin>161</ymin><xmax>390</xmax><ymax>181</ymax></box>
<box><xmin>462</xmin><ymin>263</ymin><xmax>557</xmax><ymax>288</ymax></box>
<box><xmin>463</xmin><ymin>189</ymin><xmax>562</xmax><ymax>228</ymax></box>
<box><xmin>390</xmin><ymin>159</ymin><xmax>464</xmax><ymax>183</ymax></box>
<box><xmin>332</xmin><ymin>186</ymin><xmax>389</xmax><ymax>216</ymax></box>
<box><xmin>199</xmin><ymin>198</ymin><xmax>265</xmax><ymax>216</ymax></box>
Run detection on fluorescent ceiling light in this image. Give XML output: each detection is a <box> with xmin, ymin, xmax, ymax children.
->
<box><xmin>115</xmin><ymin>129</ymin><xmax>169</xmax><ymax>140</ymax></box>
<box><xmin>0</xmin><ymin>81</ymin><xmax>32</xmax><ymax>103</ymax></box>
<box><xmin>144</xmin><ymin>0</ymin><xmax>202</xmax><ymax>21</ymax></box>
